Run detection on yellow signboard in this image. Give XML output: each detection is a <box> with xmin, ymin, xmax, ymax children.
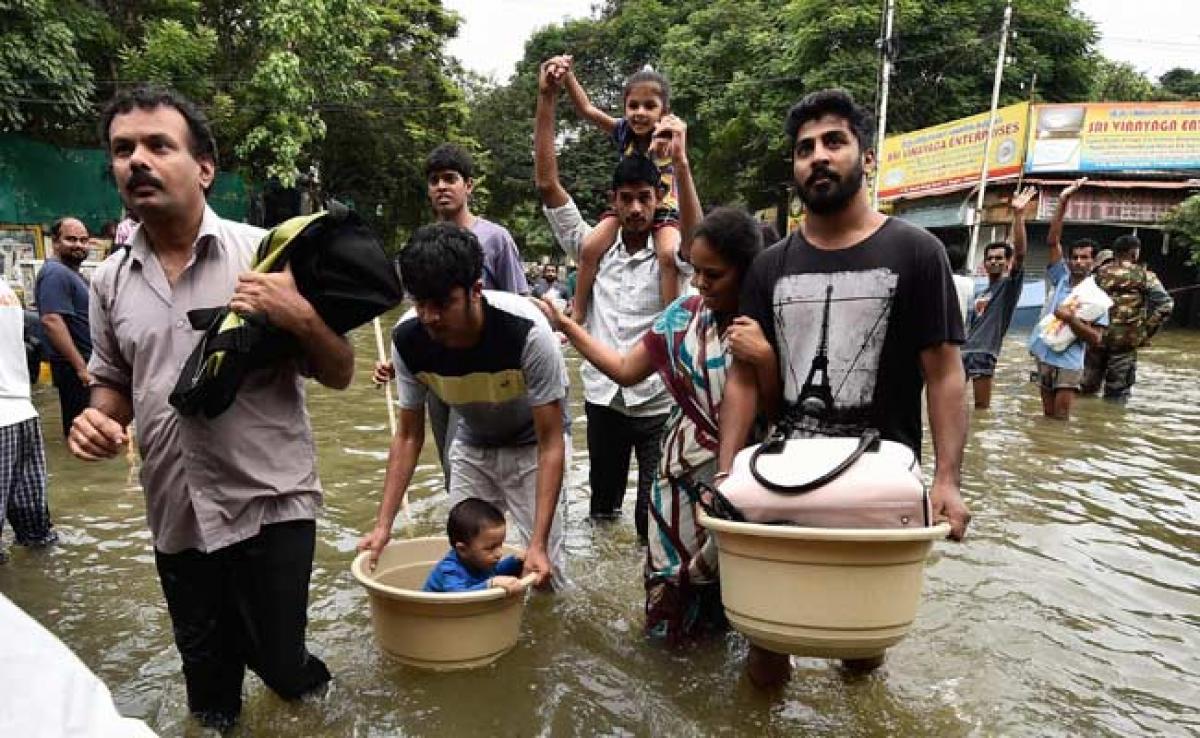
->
<box><xmin>1026</xmin><ymin>102</ymin><xmax>1200</xmax><ymax>173</ymax></box>
<box><xmin>878</xmin><ymin>102</ymin><xmax>1029</xmax><ymax>200</ymax></box>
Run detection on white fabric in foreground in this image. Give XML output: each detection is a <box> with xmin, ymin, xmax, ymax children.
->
<box><xmin>0</xmin><ymin>593</ymin><xmax>157</xmax><ymax>737</ymax></box>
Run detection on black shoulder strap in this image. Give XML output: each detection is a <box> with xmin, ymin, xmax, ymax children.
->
<box><xmin>748</xmin><ymin>428</ymin><xmax>881</xmax><ymax>495</ymax></box>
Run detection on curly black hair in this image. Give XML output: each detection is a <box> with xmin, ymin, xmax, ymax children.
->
<box><xmin>784</xmin><ymin>88</ymin><xmax>876</xmax><ymax>152</ymax></box>
<box><xmin>398</xmin><ymin>222</ymin><xmax>483</xmax><ymax>302</ymax></box>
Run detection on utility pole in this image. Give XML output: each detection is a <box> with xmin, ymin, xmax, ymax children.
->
<box><xmin>871</xmin><ymin>0</ymin><xmax>896</xmax><ymax>210</ymax></box>
<box><xmin>1014</xmin><ymin>71</ymin><xmax>1037</xmax><ymax>194</ymax></box>
<box><xmin>967</xmin><ymin>0</ymin><xmax>1013</xmax><ymax>271</ymax></box>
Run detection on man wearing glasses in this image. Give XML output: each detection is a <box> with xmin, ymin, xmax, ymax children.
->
<box><xmin>35</xmin><ymin>217</ymin><xmax>92</xmax><ymax>435</ymax></box>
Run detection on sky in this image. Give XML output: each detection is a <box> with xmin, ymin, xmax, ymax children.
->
<box><xmin>444</xmin><ymin>0</ymin><xmax>1200</xmax><ymax>83</ymax></box>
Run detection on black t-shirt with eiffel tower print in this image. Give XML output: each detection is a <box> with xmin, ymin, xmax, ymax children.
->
<box><xmin>739</xmin><ymin>217</ymin><xmax>964</xmax><ymax>455</ymax></box>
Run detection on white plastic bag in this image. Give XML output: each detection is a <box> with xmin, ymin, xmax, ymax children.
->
<box><xmin>1036</xmin><ymin>276</ymin><xmax>1112</xmax><ymax>352</ymax></box>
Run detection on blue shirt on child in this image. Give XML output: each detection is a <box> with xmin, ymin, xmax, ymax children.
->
<box><xmin>422</xmin><ymin>549</ymin><xmax>523</xmax><ymax>592</ymax></box>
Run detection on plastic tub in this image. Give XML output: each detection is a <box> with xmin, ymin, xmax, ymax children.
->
<box><xmin>351</xmin><ymin>537</ymin><xmax>536</xmax><ymax>671</ymax></box>
<box><xmin>698</xmin><ymin>512</ymin><xmax>950</xmax><ymax>660</ymax></box>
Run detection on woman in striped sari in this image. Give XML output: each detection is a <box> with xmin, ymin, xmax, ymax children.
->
<box><xmin>536</xmin><ymin>207</ymin><xmax>775</xmax><ymax>642</ymax></box>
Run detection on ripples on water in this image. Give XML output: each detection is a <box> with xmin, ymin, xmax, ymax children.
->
<box><xmin>1</xmin><ymin>326</ymin><xmax>1197</xmax><ymax>736</ymax></box>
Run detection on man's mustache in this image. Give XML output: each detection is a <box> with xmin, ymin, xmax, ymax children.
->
<box><xmin>127</xmin><ymin>170</ymin><xmax>164</xmax><ymax>191</ymax></box>
<box><xmin>807</xmin><ymin>167</ymin><xmax>839</xmax><ymax>187</ymax></box>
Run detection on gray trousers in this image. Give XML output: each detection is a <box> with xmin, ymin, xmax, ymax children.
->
<box><xmin>427</xmin><ymin>394</ymin><xmax>458</xmax><ymax>491</ymax></box>
<box><xmin>447</xmin><ymin>439</ymin><xmax>568</xmax><ymax>589</ymax></box>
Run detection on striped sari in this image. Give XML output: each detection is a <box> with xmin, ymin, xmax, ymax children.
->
<box><xmin>640</xmin><ymin>295</ymin><xmax>729</xmax><ymax>642</ymax></box>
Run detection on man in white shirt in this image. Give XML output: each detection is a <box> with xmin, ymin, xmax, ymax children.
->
<box><xmin>0</xmin><ymin>277</ymin><xmax>55</xmax><ymax>562</ymax></box>
<box><xmin>534</xmin><ymin>59</ymin><xmax>690</xmax><ymax>542</ymax></box>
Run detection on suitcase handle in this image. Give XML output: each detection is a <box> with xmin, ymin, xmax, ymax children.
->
<box><xmin>749</xmin><ymin>428</ymin><xmax>881</xmax><ymax>494</ymax></box>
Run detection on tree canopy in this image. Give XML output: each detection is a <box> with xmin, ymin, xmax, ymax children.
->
<box><xmin>469</xmin><ymin>0</ymin><xmax>1106</xmax><ymax>235</ymax></box>
<box><xmin>3</xmin><ymin>0</ymin><xmax>1196</xmax><ymax>257</ymax></box>
<box><xmin>1</xmin><ymin>0</ymin><xmax>465</xmax><ymax>247</ymax></box>
<box><xmin>1162</xmin><ymin>195</ymin><xmax>1200</xmax><ymax>267</ymax></box>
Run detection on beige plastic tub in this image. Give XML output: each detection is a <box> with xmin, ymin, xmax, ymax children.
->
<box><xmin>351</xmin><ymin>536</ymin><xmax>536</xmax><ymax>671</ymax></box>
<box><xmin>698</xmin><ymin>512</ymin><xmax>950</xmax><ymax>660</ymax></box>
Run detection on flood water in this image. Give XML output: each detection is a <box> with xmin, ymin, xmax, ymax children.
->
<box><xmin>2</xmin><ymin>316</ymin><xmax>1198</xmax><ymax>737</ymax></box>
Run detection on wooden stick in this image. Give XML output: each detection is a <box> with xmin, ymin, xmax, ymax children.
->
<box><xmin>372</xmin><ymin>317</ymin><xmax>397</xmax><ymax>435</ymax></box>
<box><xmin>372</xmin><ymin>316</ymin><xmax>407</xmax><ymax>516</ymax></box>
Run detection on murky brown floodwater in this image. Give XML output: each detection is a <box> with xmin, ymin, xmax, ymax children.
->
<box><xmin>2</xmin><ymin>313</ymin><xmax>1198</xmax><ymax>737</ymax></box>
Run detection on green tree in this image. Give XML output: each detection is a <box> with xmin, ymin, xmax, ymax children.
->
<box><xmin>1159</xmin><ymin>67</ymin><xmax>1200</xmax><ymax>100</ymax></box>
<box><xmin>1091</xmin><ymin>59</ymin><xmax>1158</xmax><ymax>102</ymax></box>
<box><xmin>0</xmin><ymin>0</ymin><xmax>98</xmax><ymax>129</ymax></box>
<box><xmin>7</xmin><ymin>0</ymin><xmax>466</xmax><ymax>198</ymax></box>
<box><xmin>478</xmin><ymin>0</ymin><xmax>1102</xmax><ymax>226</ymax></box>
<box><xmin>316</xmin><ymin>0</ymin><xmax>467</xmax><ymax>249</ymax></box>
<box><xmin>1162</xmin><ymin>195</ymin><xmax>1200</xmax><ymax>266</ymax></box>
<box><xmin>662</xmin><ymin>0</ymin><xmax>1099</xmax><ymax>211</ymax></box>
<box><xmin>464</xmin><ymin>1</ymin><xmax>703</xmax><ymax>257</ymax></box>
<box><xmin>118</xmin><ymin>20</ymin><xmax>218</xmax><ymax>104</ymax></box>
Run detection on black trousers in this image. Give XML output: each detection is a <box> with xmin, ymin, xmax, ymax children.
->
<box><xmin>584</xmin><ymin>401</ymin><xmax>668</xmax><ymax>539</ymax></box>
<box><xmin>154</xmin><ymin>520</ymin><xmax>330</xmax><ymax>724</ymax></box>
<box><xmin>49</xmin><ymin>360</ymin><xmax>89</xmax><ymax>437</ymax></box>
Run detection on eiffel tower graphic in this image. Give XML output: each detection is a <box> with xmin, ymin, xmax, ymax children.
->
<box><xmin>798</xmin><ymin>283</ymin><xmax>835</xmax><ymax>420</ymax></box>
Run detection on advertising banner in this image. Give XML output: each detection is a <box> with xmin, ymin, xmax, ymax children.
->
<box><xmin>878</xmin><ymin>102</ymin><xmax>1029</xmax><ymax>200</ymax></box>
<box><xmin>1025</xmin><ymin>102</ymin><xmax>1200</xmax><ymax>173</ymax></box>
<box><xmin>1034</xmin><ymin>187</ymin><xmax>1187</xmax><ymax>224</ymax></box>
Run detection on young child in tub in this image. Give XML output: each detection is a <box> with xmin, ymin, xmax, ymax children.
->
<box><xmin>423</xmin><ymin>498</ymin><xmax>526</xmax><ymax>595</ymax></box>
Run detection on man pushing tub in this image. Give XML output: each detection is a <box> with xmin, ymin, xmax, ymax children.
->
<box><xmin>358</xmin><ymin>223</ymin><xmax>569</xmax><ymax>588</ymax></box>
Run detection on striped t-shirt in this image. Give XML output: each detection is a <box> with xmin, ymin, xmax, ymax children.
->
<box><xmin>392</xmin><ymin>291</ymin><xmax>567</xmax><ymax>446</ymax></box>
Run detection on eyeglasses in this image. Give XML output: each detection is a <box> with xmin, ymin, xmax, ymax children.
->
<box><xmin>59</xmin><ymin>236</ymin><xmax>91</xmax><ymax>245</ymax></box>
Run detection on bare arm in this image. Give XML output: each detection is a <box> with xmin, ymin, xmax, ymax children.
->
<box><xmin>726</xmin><ymin>317</ymin><xmax>780</xmax><ymax>421</ymax></box>
<box><xmin>39</xmin><ymin>313</ymin><xmax>89</xmax><ymax>381</ymax></box>
<box><xmin>1054</xmin><ymin>306</ymin><xmax>1106</xmax><ymax>348</ymax></box>
<box><xmin>1009</xmin><ymin>185</ymin><xmax>1036</xmax><ymax>273</ymax></box>
<box><xmin>358</xmin><ymin>407</ymin><xmax>425</xmax><ymax>567</ymax></box>
<box><xmin>919</xmin><ymin>342</ymin><xmax>970</xmax><ymax>541</ymax></box>
<box><xmin>291</xmin><ymin>311</ymin><xmax>354</xmax><ymax>389</ymax></box>
<box><xmin>660</xmin><ymin>115</ymin><xmax>702</xmax><ymax>262</ymax></box>
<box><xmin>564</xmin><ymin>66</ymin><xmax>617</xmax><ymax>134</ymax></box>
<box><xmin>717</xmin><ymin>359</ymin><xmax>759</xmax><ymax>473</ymax></box>
<box><xmin>536</xmin><ymin>297</ymin><xmax>655</xmax><ymax>386</ymax></box>
<box><xmin>1048</xmin><ymin>177</ymin><xmax>1086</xmax><ymax>266</ymax></box>
<box><xmin>526</xmin><ymin>401</ymin><xmax>566</xmax><ymax>586</ymax></box>
<box><xmin>534</xmin><ymin>60</ymin><xmax>570</xmax><ymax>209</ymax></box>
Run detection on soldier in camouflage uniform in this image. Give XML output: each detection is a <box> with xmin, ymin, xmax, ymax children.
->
<box><xmin>1083</xmin><ymin>234</ymin><xmax>1174</xmax><ymax>401</ymax></box>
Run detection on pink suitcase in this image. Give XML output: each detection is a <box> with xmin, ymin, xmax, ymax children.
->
<box><xmin>714</xmin><ymin>430</ymin><xmax>931</xmax><ymax>529</ymax></box>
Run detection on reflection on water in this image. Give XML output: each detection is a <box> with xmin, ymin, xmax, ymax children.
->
<box><xmin>2</xmin><ymin>319</ymin><xmax>1198</xmax><ymax>736</ymax></box>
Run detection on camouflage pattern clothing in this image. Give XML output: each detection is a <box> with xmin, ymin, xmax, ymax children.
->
<box><xmin>1081</xmin><ymin>346</ymin><xmax>1137</xmax><ymax>400</ymax></box>
<box><xmin>1084</xmin><ymin>261</ymin><xmax>1174</xmax><ymax>399</ymax></box>
<box><xmin>1094</xmin><ymin>261</ymin><xmax>1173</xmax><ymax>352</ymax></box>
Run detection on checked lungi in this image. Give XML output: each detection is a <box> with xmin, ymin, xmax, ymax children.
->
<box><xmin>0</xmin><ymin>417</ymin><xmax>55</xmax><ymax>554</ymax></box>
